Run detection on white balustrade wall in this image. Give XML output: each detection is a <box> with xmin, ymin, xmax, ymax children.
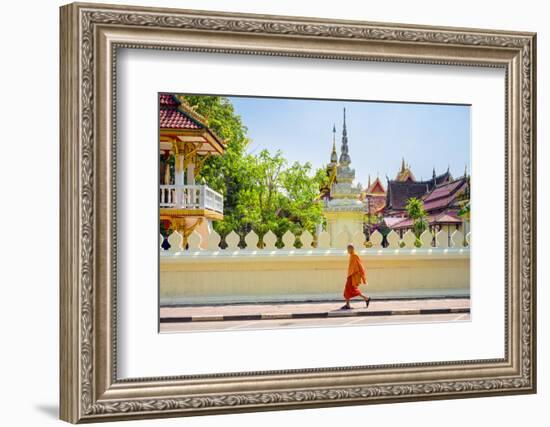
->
<box><xmin>160</xmin><ymin>228</ymin><xmax>470</xmax><ymax>252</ymax></box>
<box><xmin>160</xmin><ymin>228</ymin><xmax>471</xmax><ymax>305</ymax></box>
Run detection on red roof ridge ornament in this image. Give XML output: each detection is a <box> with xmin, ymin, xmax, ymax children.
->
<box><xmin>173</xmin><ymin>95</ymin><xmax>209</xmax><ymax>125</ymax></box>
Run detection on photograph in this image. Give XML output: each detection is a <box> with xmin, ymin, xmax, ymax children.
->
<box><xmin>158</xmin><ymin>93</ymin><xmax>471</xmax><ymax>333</ymax></box>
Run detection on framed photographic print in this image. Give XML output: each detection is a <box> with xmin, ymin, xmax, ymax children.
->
<box><xmin>59</xmin><ymin>2</ymin><xmax>537</xmax><ymax>423</ymax></box>
<box><xmin>157</xmin><ymin>94</ymin><xmax>472</xmax><ymax>333</ymax></box>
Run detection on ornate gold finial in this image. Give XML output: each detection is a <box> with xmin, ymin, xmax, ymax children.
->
<box><xmin>330</xmin><ymin>124</ymin><xmax>338</xmax><ymax>164</ymax></box>
<box><xmin>339</xmin><ymin>108</ymin><xmax>351</xmax><ymax>166</ymax></box>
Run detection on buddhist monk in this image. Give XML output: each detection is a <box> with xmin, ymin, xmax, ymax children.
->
<box><xmin>340</xmin><ymin>244</ymin><xmax>370</xmax><ymax>310</ymax></box>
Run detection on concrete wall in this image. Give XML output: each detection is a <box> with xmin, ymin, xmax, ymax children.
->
<box><xmin>160</xmin><ymin>249</ymin><xmax>470</xmax><ymax>305</ymax></box>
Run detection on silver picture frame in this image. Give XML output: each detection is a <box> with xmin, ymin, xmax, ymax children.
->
<box><xmin>60</xmin><ymin>2</ymin><xmax>536</xmax><ymax>423</ymax></box>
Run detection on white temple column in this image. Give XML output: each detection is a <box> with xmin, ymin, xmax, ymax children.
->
<box><xmin>174</xmin><ymin>153</ymin><xmax>185</xmax><ymax>207</ymax></box>
<box><xmin>186</xmin><ymin>162</ymin><xmax>195</xmax><ymax>185</ymax></box>
<box><xmin>174</xmin><ymin>153</ymin><xmax>185</xmax><ymax>186</ymax></box>
<box><xmin>163</xmin><ymin>156</ymin><xmax>171</xmax><ymax>185</ymax></box>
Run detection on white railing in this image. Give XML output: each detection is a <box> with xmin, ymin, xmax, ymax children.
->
<box><xmin>161</xmin><ymin>227</ymin><xmax>470</xmax><ymax>252</ymax></box>
<box><xmin>160</xmin><ymin>184</ymin><xmax>223</xmax><ymax>213</ymax></box>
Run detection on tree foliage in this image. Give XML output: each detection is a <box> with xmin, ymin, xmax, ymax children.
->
<box><xmin>458</xmin><ymin>201</ymin><xmax>470</xmax><ymax>221</ymax></box>
<box><xmin>181</xmin><ymin>95</ymin><xmax>325</xmax><ymax>240</ymax></box>
<box><xmin>406</xmin><ymin>197</ymin><xmax>428</xmax><ymax>237</ymax></box>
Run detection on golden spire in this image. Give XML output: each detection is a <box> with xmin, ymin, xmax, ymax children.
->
<box><xmin>330</xmin><ymin>124</ymin><xmax>338</xmax><ymax>164</ymax></box>
<box><xmin>339</xmin><ymin>108</ymin><xmax>351</xmax><ymax>166</ymax></box>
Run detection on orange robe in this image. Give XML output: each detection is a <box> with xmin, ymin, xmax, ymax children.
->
<box><xmin>343</xmin><ymin>253</ymin><xmax>367</xmax><ymax>299</ymax></box>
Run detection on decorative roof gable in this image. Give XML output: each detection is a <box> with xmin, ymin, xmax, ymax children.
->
<box><xmin>366</xmin><ymin>177</ymin><xmax>386</xmax><ymax>195</ymax></box>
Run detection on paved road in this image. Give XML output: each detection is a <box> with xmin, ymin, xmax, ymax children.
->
<box><xmin>160</xmin><ymin>312</ymin><xmax>470</xmax><ymax>333</ymax></box>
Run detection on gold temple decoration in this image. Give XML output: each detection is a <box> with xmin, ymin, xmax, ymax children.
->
<box><xmin>194</xmin><ymin>152</ymin><xmax>211</xmax><ymax>177</ymax></box>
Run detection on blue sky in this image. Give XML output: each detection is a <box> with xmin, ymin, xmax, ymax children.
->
<box><xmin>227</xmin><ymin>96</ymin><xmax>470</xmax><ymax>188</ymax></box>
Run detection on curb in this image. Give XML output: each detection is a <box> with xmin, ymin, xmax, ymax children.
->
<box><xmin>160</xmin><ymin>295</ymin><xmax>471</xmax><ymax>308</ymax></box>
<box><xmin>160</xmin><ymin>307</ymin><xmax>470</xmax><ymax>323</ymax></box>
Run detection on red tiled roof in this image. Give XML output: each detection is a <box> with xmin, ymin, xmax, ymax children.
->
<box><xmin>159</xmin><ymin>93</ymin><xmax>178</xmax><ymax>108</ymax></box>
<box><xmin>389</xmin><ymin>211</ymin><xmax>462</xmax><ymax>229</ymax></box>
<box><xmin>423</xmin><ymin>195</ymin><xmax>455</xmax><ymax>211</ymax></box>
<box><xmin>159</xmin><ymin>93</ymin><xmax>202</xmax><ymax>130</ymax></box>
<box><xmin>384</xmin><ymin>217</ymin><xmax>406</xmax><ymax>227</ymax></box>
<box><xmin>421</xmin><ymin>178</ymin><xmax>467</xmax><ymax>211</ymax></box>
<box><xmin>159</xmin><ymin>109</ymin><xmax>201</xmax><ymax>130</ymax></box>
<box><xmin>436</xmin><ymin>213</ymin><xmax>462</xmax><ymax>224</ymax></box>
<box><xmin>387</xmin><ymin>217</ymin><xmax>413</xmax><ymax>228</ymax></box>
<box><xmin>423</xmin><ymin>179</ymin><xmax>464</xmax><ymax>202</ymax></box>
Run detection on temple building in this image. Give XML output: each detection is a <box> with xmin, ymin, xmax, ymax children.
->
<box><xmin>362</xmin><ymin>175</ymin><xmax>386</xmax><ymax>217</ymax></box>
<box><xmin>159</xmin><ymin>93</ymin><xmax>226</xmax><ymax>249</ymax></box>
<box><xmin>395</xmin><ymin>158</ymin><xmax>417</xmax><ymax>182</ymax></box>
<box><xmin>384</xmin><ymin>160</ymin><xmax>452</xmax><ymax>217</ymax></box>
<box><xmin>382</xmin><ymin>160</ymin><xmax>470</xmax><ymax>238</ymax></box>
<box><xmin>321</xmin><ymin>109</ymin><xmax>365</xmax><ymax>244</ymax></box>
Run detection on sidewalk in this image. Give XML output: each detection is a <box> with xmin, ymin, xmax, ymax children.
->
<box><xmin>160</xmin><ymin>298</ymin><xmax>470</xmax><ymax>323</ymax></box>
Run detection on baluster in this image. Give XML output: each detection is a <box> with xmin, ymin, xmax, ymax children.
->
<box><xmin>183</xmin><ymin>186</ymin><xmax>188</xmax><ymax>208</ymax></box>
<box><xmin>201</xmin><ymin>186</ymin><xmax>207</xmax><ymax>210</ymax></box>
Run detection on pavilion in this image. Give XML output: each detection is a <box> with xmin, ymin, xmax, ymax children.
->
<box><xmin>159</xmin><ymin>93</ymin><xmax>226</xmax><ymax>249</ymax></box>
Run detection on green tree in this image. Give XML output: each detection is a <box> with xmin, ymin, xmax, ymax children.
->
<box><xmin>406</xmin><ymin>197</ymin><xmax>429</xmax><ymax>237</ymax></box>
<box><xmin>280</xmin><ymin>161</ymin><xmax>324</xmax><ymax>236</ymax></box>
<box><xmin>181</xmin><ymin>95</ymin><xmax>326</xmax><ymax>245</ymax></box>
<box><xmin>182</xmin><ymin>95</ymin><xmax>253</xmax><ymax>238</ymax></box>
<box><xmin>458</xmin><ymin>201</ymin><xmax>470</xmax><ymax>221</ymax></box>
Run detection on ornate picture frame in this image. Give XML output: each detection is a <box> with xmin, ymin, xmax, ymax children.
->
<box><xmin>60</xmin><ymin>2</ymin><xmax>536</xmax><ymax>423</ymax></box>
